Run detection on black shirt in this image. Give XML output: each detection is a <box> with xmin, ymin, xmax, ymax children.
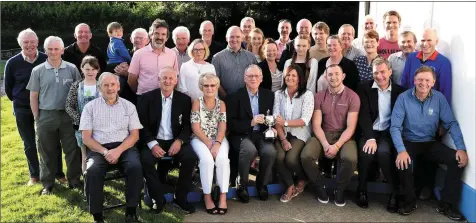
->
<box><xmin>63</xmin><ymin>42</ymin><xmax>107</xmax><ymax>74</ymax></box>
<box><xmin>206</xmin><ymin>41</ymin><xmax>225</xmax><ymax>63</ymax></box>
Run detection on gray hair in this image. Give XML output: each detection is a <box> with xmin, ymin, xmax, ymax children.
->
<box><xmin>244</xmin><ymin>64</ymin><xmax>263</xmax><ymax>76</ymax></box>
<box><xmin>159</xmin><ymin>66</ymin><xmax>177</xmax><ymax>78</ymax></box>
<box><xmin>43</xmin><ymin>36</ymin><xmax>64</xmax><ymax>50</ymax></box>
<box><xmin>338</xmin><ymin>24</ymin><xmax>355</xmax><ymax>37</ymax></box>
<box><xmin>240</xmin><ymin>17</ymin><xmax>255</xmax><ymax>27</ymax></box>
<box><xmin>17</xmin><ymin>28</ymin><xmax>38</xmax><ymax>47</ymax></box>
<box><xmin>199</xmin><ymin>20</ymin><xmax>214</xmax><ymax>35</ymax></box>
<box><xmin>226</xmin><ymin>26</ymin><xmax>242</xmax><ymax>38</ymax></box>
<box><xmin>198</xmin><ymin>72</ymin><xmax>220</xmax><ymax>91</ymax></box>
<box><xmin>98</xmin><ymin>72</ymin><xmax>119</xmax><ymax>87</ymax></box>
<box><xmin>172</xmin><ymin>26</ymin><xmax>190</xmax><ymax>44</ymax></box>
<box><xmin>131</xmin><ymin>28</ymin><xmax>148</xmax><ymax>38</ymax></box>
<box><xmin>74</xmin><ymin>23</ymin><xmax>90</xmax><ymax>34</ymax></box>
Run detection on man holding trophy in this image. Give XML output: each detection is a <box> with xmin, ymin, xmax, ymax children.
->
<box><xmin>227</xmin><ymin>64</ymin><xmax>277</xmax><ymax>202</ymax></box>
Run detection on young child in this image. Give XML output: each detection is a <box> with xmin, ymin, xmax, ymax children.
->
<box><xmin>106</xmin><ymin>22</ymin><xmax>131</xmax><ymax>95</ymax></box>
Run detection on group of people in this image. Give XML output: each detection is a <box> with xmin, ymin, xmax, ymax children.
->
<box><xmin>3</xmin><ymin>9</ymin><xmax>469</xmax><ymax>223</ymax></box>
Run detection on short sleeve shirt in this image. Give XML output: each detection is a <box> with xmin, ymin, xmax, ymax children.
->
<box><xmin>128</xmin><ymin>45</ymin><xmax>179</xmax><ymax>95</ymax></box>
<box><xmin>79</xmin><ymin>97</ymin><xmax>143</xmax><ymax>145</ymax></box>
<box><xmin>378</xmin><ymin>38</ymin><xmax>400</xmax><ymax>59</ymax></box>
<box><xmin>314</xmin><ymin>87</ymin><xmax>360</xmax><ymax>132</ymax></box>
<box><xmin>26</xmin><ymin>60</ymin><xmax>81</xmax><ymax>110</ymax></box>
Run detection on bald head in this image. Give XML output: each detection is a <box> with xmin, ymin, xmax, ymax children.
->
<box><xmin>226</xmin><ymin>26</ymin><xmax>243</xmax><ymax>52</ymax></box>
<box><xmin>420</xmin><ymin>28</ymin><xmax>439</xmax><ymax>56</ymax></box>
<box><xmin>363</xmin><ymin>15</ymin><xmax>376</xmax><ymax>31</ymax></box>
<box><xmin>297</xmin><ymin>19</ymin><xmax>312</xmax><ymax>37</ymax></box>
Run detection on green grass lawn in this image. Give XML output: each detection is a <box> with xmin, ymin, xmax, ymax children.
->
<box><xmin>1</xmin><ymin>97</ymin><xmax>185</xmax><ymax>222</ymax></box>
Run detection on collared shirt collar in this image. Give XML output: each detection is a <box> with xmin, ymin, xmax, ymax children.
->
<box><xmin>412</xmin><ymin>87</ymin><xmax>433</xmax><ymax>101</ymax></box>
<box><xmin>226</xmin><ymin>45</ymin><xmax>242</xmax><ymax>54</ymax></box>
<box><xmin>416</xmin><ymin>50</ymin><xmax>439</xmax><ymax>61</ymax></box>
<box><xmin>277</xmin><ymin>38</ymin><xmax>290</xmax><ymax>45</ymax></box>
<box><xmin>147</xmin><ymin>44</ymin><xmax>165</xmax><ymax>53</ymax></box>
<box><xmin>284</xmin><ymin>88</ymin><xmax>298</xmax><ymax>98</ymax></box>
<box><xmin>372</xmin><ymin>80</ymin><xmax>392</xmax><ymax>92</ymax></box>
<box><xmin>173</xmin><ymin>47</ymin><xmax>187</xmax><ymax>55</ymax></box>
<box><xmin>100</xmin><ymin>95</ymin><xmax>120</xmax><ymax>106</ymax></box>
<box><xmin>327</xmin><ymin>85</ymin><xmax>345</xmax><ymax>95</ymax></box>
<box><xmin>161</xmin><ymin>90</ymin><xmax>174</xmax><ymax>102</ymax></box>
<box><xmin>44</xmin><ymin>59</ymin><xmax>67</xmax><ymax>69</ymax></box>
<box><xmin>21</xmin><ymin>50</ymin><xmax>39</xmax><ymax>63</ymax></box>
<box><xmin>246</xmin><ymin>87</ymin><xmax>259</xmax><ymax>98</ymax></box>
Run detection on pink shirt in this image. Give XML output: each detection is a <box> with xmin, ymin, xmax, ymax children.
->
<box><xmin>314</xmin><ymin>87</ymin><xmax>360</xmax><ymax>132</ymax></box>
<box><xmin>128</xmin><ymin>45</ymin><xmax>179</xmax><ymax>95</ymax></box>
<box><xmin>275</xmin><ymin>38</ymin><xmax>290</xmax><ymax>60</ymax></box>
<box><xmin>377</xmin><ymin>37</ymin><xmax>400</xmax><ymax>60</ymax></box>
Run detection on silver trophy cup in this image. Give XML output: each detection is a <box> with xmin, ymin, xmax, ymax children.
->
<box><xmin>264</xmin><ymin>112</ymin><xmax>276</xmax><ymax>140</ymax></box>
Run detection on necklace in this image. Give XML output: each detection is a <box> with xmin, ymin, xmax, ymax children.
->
<box><xmin>193</xmin><ymin>61</ymin><xmax>205</xmax><ymax>75</ymax></box>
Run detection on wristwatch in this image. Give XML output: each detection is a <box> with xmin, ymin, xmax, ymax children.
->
<box><xmin>284</xmin><ymin>121</ymin><xmax>288</xmax><ymax>127</ymax></box>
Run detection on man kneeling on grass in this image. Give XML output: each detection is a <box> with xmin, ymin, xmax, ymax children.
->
<box><xmin>80</xmin><ymin>72</ymin><xmax>143</xmax><ymax>223</ymax></box>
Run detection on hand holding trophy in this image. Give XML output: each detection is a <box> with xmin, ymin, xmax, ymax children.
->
<box><xmin>263</xmin><ymin>109</ymin><xmax>276</xmax><ymax>140</ymax></box>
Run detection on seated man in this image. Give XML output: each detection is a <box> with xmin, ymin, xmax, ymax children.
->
<box><xmin>80</xmin><ymin>72</ymin><xmax>143</xmax><ymax>223</ymax></box>
<box><xmin>390</xmin><ymin>66</ymin><xmax>468</xmax><ymax>220</ymax></box>
<box><xmin>355</xmin><ymin>58</ymin><xmax>405</xmax><ymax>211</ymax></box>
<box><xmin>137</xmin><ymin>67</ymin><xmax>197</xmax><ymax>214</ymax></box>
<box><xmin>301</xmin><ymin>64</ymin><xmax>360</xmax><ymax>207</ymax></box>
<box><xmin>227</xmin><ymin>64</ymin><xmax>276</xmax><ymax>202</ymax></box>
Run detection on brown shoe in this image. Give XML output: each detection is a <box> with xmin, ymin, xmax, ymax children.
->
<box><xmin>27</xmin><ymin>178</ymin><xmax>39</xmax><ymax>186</ymax></box>
<box><xmin>56</xmin><ymin>177</ymin><xmax>68</xmax><ymax>185</ymax></box>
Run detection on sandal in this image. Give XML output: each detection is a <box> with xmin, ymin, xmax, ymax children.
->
<box><xmin>280</xmin><ymin>192</ymin><xmax>293</xmax><ymax>202</ymax></box>
<box><xmin>206</xmin><ymin>207</ymin><xmax>218</xmax><ymax>215</ymax></box>
<box><xmin>293</xmin><ymin>181</ymin><xmax>307</xmax><ymax>198</ymax></box>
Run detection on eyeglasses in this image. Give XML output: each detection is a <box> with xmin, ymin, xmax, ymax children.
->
<box><xmin>245</xmin><ymin>75</ymin><xmax>262</xmax><ymax>79</ymax></box>
<box><xmin>193</xmin><ymin>48</ymin><xmax>205</xmax><ymax>53</ymax></box>
<box><xmin>203</xmin><ymin>84</ymin><xmax>216</xmax><ymax>88</ymax></box>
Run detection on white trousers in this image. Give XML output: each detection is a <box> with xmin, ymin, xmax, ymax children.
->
<box><xmin>191</xmin><ymin>137</ymin><xmax>230</xmax><ymax>194</ymax></box>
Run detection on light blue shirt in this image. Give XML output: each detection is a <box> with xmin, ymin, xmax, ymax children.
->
<box><xmin>372</xmin><ymin>81</ymin><xmax>392</xmax><ymax>131</ymax></box>
<box><xmin>247</xmin><ymin>88</ymin><xmax>260</xmax><ymax>131</ymax></box>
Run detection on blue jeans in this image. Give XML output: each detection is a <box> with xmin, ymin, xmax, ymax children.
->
<box><xmin>13</xmin><ymin>106</ymin><xmax>65</xmax><ymax>179</ymax></box>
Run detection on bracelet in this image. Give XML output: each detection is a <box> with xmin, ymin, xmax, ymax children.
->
<box><xmin>214</xmin><ymin>140</ymin><xmax>222</xmax><ymax>145</ymax></box>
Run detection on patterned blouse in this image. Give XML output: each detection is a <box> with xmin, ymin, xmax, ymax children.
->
<box><xmin>65</xmin><ymin>80</ymin><xmax>101</xmax><ymax>126</ymax></box>
<box><xmin>190</xmin><ymin>97</ymin><xmax>227</xmax><ymax>140</ymax></box>
<box><xmin>353</xmin><ymin>55</ymin><xmax>382</xmax><ymax>81</ymax></box>
<box><xmin>273</xmin><ymin>89</ymin><xmax>314</xmax><ymax>142</ymax></box>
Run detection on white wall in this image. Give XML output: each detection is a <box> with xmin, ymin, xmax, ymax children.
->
<box><xmin>360</xmin><ymin>2</ymin><xmax>476</xmax><ymax>189</ymax></box>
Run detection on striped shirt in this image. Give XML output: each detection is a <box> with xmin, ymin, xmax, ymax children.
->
<box><xmin>79</xmin><ymin>96</ymin><xmax>143</xmax><ymax>145</ymax></box>
<box><xmin>211</xmin><ymin>46</ymin><xmax>257</xmax><ymax>95</ymax></box>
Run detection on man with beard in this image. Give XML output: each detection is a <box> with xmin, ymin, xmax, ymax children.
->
<box><xmin>338</xmin><ymin>24</ymin><xmax>365</xmax><ymax>61</ymax></box>
<box><xmin>378</xmin><ymin>11</ymin><xmax>402</xmax><ymax>59</ymax></box>
<box><xmin>388</xmin><ymin>31</ymin><xmax>417</xmax><ymax>86</ymax></box>
<box><xmin>309</xmin><ymin>21</ymin><xmax>330</xmax><ymax>61</ymax></box>
<box><xmin>128</xmin><ymin>19</ymin><xmax>179</xmax><ymax>96</ymax></box>
<box><xmin>278</xmin><ymin>19</ymin><xmax>313</xmax><ymax>70</ymax></box>
<box><xmin>275</xmin><ymin>19</ymin><xmax>292</xmax><ymax>61</ymax></box>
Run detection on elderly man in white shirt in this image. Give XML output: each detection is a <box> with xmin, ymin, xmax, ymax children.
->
<box><xmin>80</xmin><ymin>72</ymin><xmax>143</xmax><ymax>223</ymax></box>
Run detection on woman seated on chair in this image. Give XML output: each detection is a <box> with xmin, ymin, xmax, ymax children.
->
<box><xmin>273</xmin><ymin>64</ymin><xmax>314</xmax><ymax>202</ymax></box>
<box><xmin>190</xmin><ymin>72</ymin><xmax>230</xmax><ymax>215</ymax></box>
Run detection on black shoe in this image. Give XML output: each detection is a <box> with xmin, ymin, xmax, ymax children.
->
<box><xmin>316</xmin><ymin>185</ymin><xmax>329</xmax><ymax>204</ymax></box>
<box><xmin>356</xmin><ymin>191</ymin><xmax>368</xmax><ymax>208</ymax></box>
<box><xmin>68</xmin><ymin>181</ymin><xmax>84</xmax><ymax>190</ymax></box>
<box><xmin>334</xmin><ymin>189</ymin><xmax>346</xmax><ymax>207</ymax></box>
<box><xmin>386</xmin><ymin>193</ymin><xmax>399</xmax><ymax>213</ymax></box>
<box><xmin>152</xmin><ymin>199</ymin><xmax>166</xmax><ymax>214</ymax></box>
<box><xmin>399</xmin><ymin>203</ymin><xmax>417</xmax><ymax>215</ymax></box>
<box><xmin>125</xmin><ymin>213</ymin><xmax>140</xmax><ymax>223</ymax></box>
<box><xmin>173</xmin><ymin>198</ymin><xmax>196</xmax><ymax>214</ymax></box>
<box><xmin>40</xmin><ymin>187</ymin><xmax>53</xmax><ymax>195</ymax></box>
<box><xmin>237</xmin><ymin>185</ymin><xmax>249</xmax><ymax>203</ymax></box>
<box><xmin>436</xmin><ymin>201</ymin><xmax>465</xmax><ymax>221</ymax></box>
<box><xmin>258</xmin><ymin>186</ymin><xmax>269</xmax><ymax>201</ymax></box>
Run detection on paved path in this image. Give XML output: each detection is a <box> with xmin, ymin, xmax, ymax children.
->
<box><xmin>185</xmin><ymin>191</ymin><xmax>454</xmax><ymax>222</ymax></box>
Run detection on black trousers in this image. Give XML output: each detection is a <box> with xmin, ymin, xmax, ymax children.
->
<box><xmin>140</xmin><ymin>139</ymin><xmax>198</xmax><ymax>203</ymax></box>
<box><xmin>13</xmin><ymin>106</ymin><xmax>65</xmax><ymax>179</ymax></box>
<box><xmin>398</xmin><ymin>141</ymin><xmax>464</xmax><ymax>206</ymax></box>
<box><xmin>358</xmin><ymin>130</ymin><xmax>398</xmax><ymax>193</ymax></box>
<box><xmin>84</xmin><ymin>142</ymin><xmax>143</xmax><ymax>214</ymax></box>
